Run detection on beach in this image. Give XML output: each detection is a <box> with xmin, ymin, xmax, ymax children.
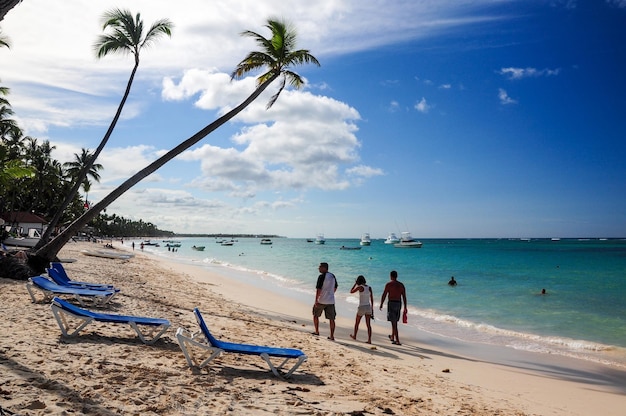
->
<box><xmin>1</xmin><ymin>240</ymin><xmax>625</xmax><ymax>415</ymax></box>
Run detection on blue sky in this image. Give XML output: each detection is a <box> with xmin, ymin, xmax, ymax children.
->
<box><xmin>2</xmin><ymin>0</ymin><xmax>625</xmax><ymax>238</ymax></box>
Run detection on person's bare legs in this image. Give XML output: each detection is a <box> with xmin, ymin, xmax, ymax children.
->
<box><xmin>365</xmin><ymin>315</ymin><xmax>372</xmax><ymax>344</ymax></box>
<box><xmin>391</xmin><ymin>321</ymin><xmax>400</xmax><ymax>345</ymax></box>
<box><xmin>329</xmin><ymin>319</ymin><xmax>335</xmax><ymax>340</ymax></box>
<box><xmin>312</xmin><ymin>315</ymin><xmax>320</xmax><ymax>335</ymax></box>
<box><xmin>350</xmin><ymin>314</ymin><xmax>363</xmax><ymax>340</ymax></box>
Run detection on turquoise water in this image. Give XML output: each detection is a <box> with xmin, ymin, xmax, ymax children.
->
<box><xmin>134</xmin><ymin>237</ymin><xmax>626</xmax><ymax>367</ymax></box>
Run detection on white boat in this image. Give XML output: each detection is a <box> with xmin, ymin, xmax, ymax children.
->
<box><xmin>191</xmin><ymin>245</ymin><xmax>206</xmax><ymax>251</ymax></box>
<box><xmin>360</xmin><ymin>233</ymin><xmax>371</xmax><ymax>246</ymax></box>
<box><xmin>221</xmin><ymin>240</ymin><xmax>234</xmax><ymax>246</ymax></box>
<box><xmin>384</xmin><ymin>232</ymin><xmax>400</xmax><ymax>244</ymax></box>
<box><xmin>315</xmin><ymin>234</ymin><xmax>326</xmax><ymax>245</ymax></box>
<box><xmin>260</xmin><ymin>238</ymin><xmax>273</xmax><ymax>245</ymax></box>
<box><xmin>393</xmin><ymin>232</ymin><xmax>423</xmax><ymax>248</ymax></box>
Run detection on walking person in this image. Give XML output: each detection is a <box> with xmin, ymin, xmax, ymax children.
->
<box><xmin>379</xmin><ymin>270</ymin><xmax>407</xmax><ymax>345</ymax></box>
<box><xmin>312</xmin><ymin>262</ymin><xmax>338</xmax><ymax>340</ymax></box>
<box><xmin>349</xmin><ymin>275</ymin><xmax>374</xmax><ymax>344</ymax></box>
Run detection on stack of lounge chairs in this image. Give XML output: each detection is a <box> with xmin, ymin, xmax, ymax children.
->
<box><xmin>23</xmin><ymin>262</ymin><xmax>307</xmax><ymax>378</ymax></box>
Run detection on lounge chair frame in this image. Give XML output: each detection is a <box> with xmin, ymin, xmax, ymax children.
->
<box><xmin>48</xmin><ymin>263</ymin><xmax>118</xmax><ymax>291</ymax></box>
<box><xmin>50</xmin><ymin>297</ymin><xmax>170</xmax><ymax>345</ymax></box>
<box><xmin>176</xmin><ymin>308</ymin><xmax>307</xmax><ymax>378</ymax></box>
<box><xmin>26</xmin><ymin>276</ymin><xmax>116</xmax><ymax>306</ymax></box>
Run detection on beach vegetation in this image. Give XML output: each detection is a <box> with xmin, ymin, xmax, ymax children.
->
<box><xmin>0</xmin><ymin>28</ymin><xmax>9</xmax><ymax>49</ymax></box>
<box><xmin>62</xmin><ymin>148</ymin><xmax>104</xmax><ymax>208</ymax></box>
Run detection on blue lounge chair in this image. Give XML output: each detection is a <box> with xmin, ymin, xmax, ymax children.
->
<box><xmin>26</xmin><ymin>276</ymin><xmax>116</xmax><ymax>306</ymax></box>
<box><xmin>176</xmin><ymin>308</ymin><xmax>307</xmax><ymax>378</ymax></box>
<box><xmin>50</xmin><ymin>297</ymin><xmax>170</xmax><ymax>345</ymax></box>
<box><xmin>47</xmin><ymin>262</ymin><xmax>119</xmax><ymax>291</ymax></box>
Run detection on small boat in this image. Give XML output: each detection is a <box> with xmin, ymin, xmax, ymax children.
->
<box><xmin>260</xmin><ymin>238</ymin><xmax>273</xmax><ymax>245</ymax></box>
<box><xmin>360</xmin><ymin>233</ymin><xmax>371</xmax><ymax>246</ymax></box>
<box><xmin>393</xmin><ymin>232</ymin><xmax>423</xmax><ymax>248</ymax></box>
<box><xmin>340</xmin><ymin>246</ymin><xmax>361</xmax><ymax>250</ymax></box>
<box><xmin>221</xmin><ymin>240</ymin><xmax>234</xmax><ymax>246</ymax></box>
<box><xmin>315</xmin><ymin>234</ymin><xmax>326</xmax><ymax>245</ymax></box>
<box><xmin>166</xmin><ymin>243</ymin><xmax>181</xmax><ymax>248</ymax></box>
<box><xmin>81</xmin><ymin>249</ymin><xmax>135</xmax><ymax>260</ymax></box>
<box><xmin>306</xmin><ymin>239</ymin><xmax>314</xmax><ymax>243</ymax></box>
<box><xmin>191</xmin><ymin>245</ymin><xmax>205</xmax><ymax>251</ymax></box>
<box><xmin>384</xmin><ymin>232</ymin><xmax>400</xmax><ymax>244</ymax></box>
<box><xmin>142</xmin><ymin>240</ymin><xmax>159</xmax><ymax>246</ymax></box>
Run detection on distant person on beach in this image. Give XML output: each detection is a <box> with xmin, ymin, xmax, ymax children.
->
<box><xmin>448</xmin><ymin>276</ymin><xmax>457</xmax><ymax>286</ymax></box>
<box><xmin>349</xmin><ymin>275</ymin><xmax>374</xmax><ymax>344</ymax></box>
<box><xmin>312</xmin><ymin>262</ymin><xmax>338</xmax><ymax>340</ymax></box>
<box><xmin>380</xmin><ymin>270</ymin><xmax>407</xmax><ymax>345</ymax></box>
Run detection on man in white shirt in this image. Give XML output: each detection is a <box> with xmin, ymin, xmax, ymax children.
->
<box><xmin>312</xmin><ymin>262</ymin><xmax>338</xmax><ymax>340</ymax></box>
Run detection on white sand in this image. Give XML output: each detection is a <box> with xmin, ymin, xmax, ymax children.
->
<box><xmin>0</xmin><ymin>240</ymin><xmax>624</xmax><ymax>415</ymax></box>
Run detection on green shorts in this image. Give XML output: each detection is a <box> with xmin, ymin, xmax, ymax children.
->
<box><xmin>313</xmin><ymin>303</ymin><xmax>336</xmax><ymax>320</ymax></box>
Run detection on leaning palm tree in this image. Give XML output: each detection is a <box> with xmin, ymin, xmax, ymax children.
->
<box><xmin>0</xmin><ymin>0</ymin><xmax>23</xmax><ymax>22</ymax></box>
<box><xmin>35</xmin><ymin>9</ymin><xmax>173</xmax><ymax>248</ymax></box>
<box><xmin>30</xmin><ymin>18</ymin><xmax>319</xmax><ymax>266</ymax></box>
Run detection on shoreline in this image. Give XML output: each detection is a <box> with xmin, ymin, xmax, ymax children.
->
<box><xmin>140</xmin><ymin>239</ymin><xmax>626</xmax><ymax>370</ymax></box>
<box><xmin>0</xmin><ymin>240</ymin><xmax>624</xmax><ymax>415</ymax></box>
<box><xmin>134</xmin><ymin>242</ymin><xmax>626</xmax><ymax>415</ymax></box>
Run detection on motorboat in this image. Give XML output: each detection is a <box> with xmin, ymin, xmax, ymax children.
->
<box><xmin>340</xmin><ymin>246</ymin><xmax>361</xmax><ymax>250</ymax></box>
<box><xmin>221</xmin><ymin>240</ymin><xmax>234</xmax><ymax>246</ymax></box>
<box><xmin>360</xmin><ymin>233</ymin><xmax>371</xmax><ymax>246</ymax></box>
<box><xmin>191</xmin><ymin>245</ymin><xmax>205</xmax><ymax>251</ymax></box>
<box><xmin>260</xmin><ymin>238</ymin><xmax>273</xmax><ymax>245</ymax></box>
<box><xmin>393</xmin><ymin>232</ymin><xmax>423</xmax><ymax>248</ymax></box>
<box><xmin>384</xmin><ymin>232</ymin><xmax>400</xmax><ymax>244</ymax></box>
<box><xmin>315</xmin><ymin>234</ymin><xmax>326</xmax><ymax>245</ymax></box>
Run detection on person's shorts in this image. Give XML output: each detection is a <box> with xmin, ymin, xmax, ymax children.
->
<box><xmin>387</xmin><ymin>300</ymin><xmax>402</xmax><ymax>322</ymax></box>
<box><xmin>357</xmin><ymin>305</ymin><xmax>373</xmax><ymax>317</ymax></box>
<box><xmin>313</xmin><ymin>303</ymin><xmax>336</xmax><ymax>320</ymax></box>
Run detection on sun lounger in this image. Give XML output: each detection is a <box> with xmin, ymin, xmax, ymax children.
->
<box><xmin>176</xmin><ymin>308</ymin><xmax>307</xmax><ymax>378</ymax></box>
<box><xmin>47</xmin><ymin>262</ymin><xmax>119</xmax><ymax>291</ymax></box>
<box><xmin>26</xmin><ymin>276</ymin><xmax>116</xmax><ymax>306</ymax></box>
<box><xmin>50</xmin><ymin>297</ymin><xmax>170</xmax><ymax>345</ymax></box>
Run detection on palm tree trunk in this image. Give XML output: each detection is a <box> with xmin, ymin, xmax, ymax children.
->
<box><xmin>0</xmin><ymin>0</ymin><xmax>22</xmax><ymax>22</ymax></box>
<box><xmin>35</xmin><ymin>63</ymin><xmax>140</xmax><ymax>249</ymax></box>
<box><xmin>33</xmin><ymin>73</ymin><xmax>280</xmax><ymax>262</ymax></box>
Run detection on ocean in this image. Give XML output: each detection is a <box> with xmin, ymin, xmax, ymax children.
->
<box><xmin>132</xmin><ymin>237</ymin><xmax>626</xmax><ymax>368</ymax></box>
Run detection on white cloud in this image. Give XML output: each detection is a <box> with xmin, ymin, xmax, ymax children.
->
<box><xmin>346</xmin><ymin>165</ymin><xmax>385</xmax><ymax>178</ymax></box>
<box><xmin>498</xmin><ymin>67</ymin><xmax>561</xmax><ymax>80</ymax></box>
<box><xmin>2</xmin><ymin>0</ymin><xmax>516</xmax><ymax>133</ymax></box>
<box><xmin>415</xmin><ymin>97</ymin><xmax>431</xmax><ymax>113</ymax></box>
<box><xmin>498</xmin><ymin>88</ymin><xmax>517</xmax><ymax>105</ymax></box>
